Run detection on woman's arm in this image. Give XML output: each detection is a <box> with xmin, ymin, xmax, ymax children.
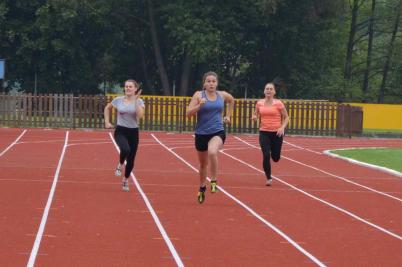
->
<box><xmin>104</xmin><ymin>102</ymin><xmax>114</xmax><ymax>128</ymax></box>
<box><xmin>186</xmin><ymin>91</ymin><xmax>205</xmax><ymax>117</ymax></box>
<box><xmin>136</xmin><ymin>100</ymin><xmax>145</xmax><ymax>120</ymax></box>
<box><xmin>220</xmin><ymin>91</ymin><xmax>234</xmax><ymax>124</ymax></box>
<box><xmin>251</xmin><ymin>104</ymin><xmax>259</xmax><ymax>121</ymax></box>
<box><xmin>134</xmin><ymin>89</ymin><xmax>145</xmax><ymax>120</ymax></box>
<box><xmin>222</xmin><ymin>91</ymin><xmax>234</xmax><ymax>123</ymax></box>
<box><xmin>277</xmin><ymin>107</ymin><xmax>289</xmax><ymax>137</ymax></box>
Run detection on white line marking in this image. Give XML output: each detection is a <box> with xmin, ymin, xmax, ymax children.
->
<box><xmin>236</xmin><ymin>136</ymin><xmax>402</xmax><ymax>203</ymax></box>
<box><xmin>27</xmin><ymin>131</ymin><xmax>69</xmax><ymax>267</ymax></box>
<box><xmin>151</xmin><ymin>133</ymin><xmax>326</xmax><ymax>267</ymax></box>
<box><xmin>17</xmin><ymin>139</ymin><xmax>66</xmax><ymax>145</ymax></box>
<box><xmin>108</xmin><ymin>133</ymin><xmax>184</xmax><ymax>267</ymax></box>
<box><xmin>277</xmin><ymin>140</ymin><xmax>401</xmax><ymax>179</ymax></box>
<box><xmin>230</xmin><ymin>137</ymin><xmax>402</xmax><ymax>240</ymax></box>
<box><xmin>169</xmin><ymin>146</ymin><xmax>196</xmax><ymax>150</ymax></box>
<box><xmin>0</xmin><ymin>130</ymin><xmax>27</xmax><ymax>157</ymax></box>
<box><xmin>221</xmin><ymin>147</ymin><xmax>259</xmax><ymax>152</ymax></box>
<box><xmin>324</xmin><ymin>149</ymin><xmax>402</xmax><ymax>178</ymax></box>
<box><xmin>284</xmin><ymin>140</ymin><xmax>323</xmax><ymax>155</ymax></box>
<box><xmin>67</xmin><ymin>141</ymin><xmax>112</xmax><ymax>147</ymax></box>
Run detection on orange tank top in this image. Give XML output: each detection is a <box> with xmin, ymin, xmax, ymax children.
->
<box><xmin>256</xmin><ymin>99</ymin><xmax>285</xmax><ymax>132</ymax></box>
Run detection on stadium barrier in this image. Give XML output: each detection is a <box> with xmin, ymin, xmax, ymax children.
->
<box><xmin>0</xmin><ymin>93</ymin><xmax>362</xmax><ymax>136</ymax></box>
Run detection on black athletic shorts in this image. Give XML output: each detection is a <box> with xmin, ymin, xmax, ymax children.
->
<box><xmin>195</xmin><ymin>130</ymin><xmax>226</xmax><ymax>152</ymax></box>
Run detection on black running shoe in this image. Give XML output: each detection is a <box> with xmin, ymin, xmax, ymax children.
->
<box><xmin>197</xmin><ymin>186</ymin><xmax>206</xmax><ymax>203</ymax></box>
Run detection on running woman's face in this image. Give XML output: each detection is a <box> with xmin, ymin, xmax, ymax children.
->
<box><xmin>264</xmin><ymin>83</ymin><xmax>276</xmax><ymax>98</ymax></box>
<box><xmin>203</xmin><ymin>75</ymin><xmax>218</xmax><ymax>91</ymax></box>
<box><xmin>124</xmin><ymin>81</ymin><xmax>138</xmax><ymax>96</ymax></box>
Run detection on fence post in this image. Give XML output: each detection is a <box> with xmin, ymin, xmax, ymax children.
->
<box><xmin>348</xmin><ymin>104</ymin><xmax>352</xmax><ymax>138</ymax></box>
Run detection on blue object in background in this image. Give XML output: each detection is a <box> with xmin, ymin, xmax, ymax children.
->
<box><xmin>0</xmin><ymin>59</ymin><xmax>5</xmax><ymax>79</ymax></box>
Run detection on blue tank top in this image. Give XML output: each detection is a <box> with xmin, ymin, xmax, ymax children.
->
<box><xmin>195</xmin><ymin>90</ymin><xmax>224</xmax><ymax>134</ymax></box>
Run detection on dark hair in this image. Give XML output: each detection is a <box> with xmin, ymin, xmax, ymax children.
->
<box><xmin>271</xmin><ymin>77</ymin><xmax>283</xmax><ymax>88</ymax></box>
<box><xmin>202</xmin><ymin>71</ymin><xmax>219</xmax><ymax>85</ymax></box>
<box><xmin>265</xmin><ymin>82</ymin><xmax>276</xmax><ymax>89</ymax></box>
<box><xmin>125</xmin><ymin>79</ymin><xmax>139</xmax><ymax>88</ymax></box>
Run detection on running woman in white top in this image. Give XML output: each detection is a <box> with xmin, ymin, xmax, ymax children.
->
<box><xmin>104</xmin><ymin>79</ymin><xmax>145</xmax><ymax>191</ymax></box>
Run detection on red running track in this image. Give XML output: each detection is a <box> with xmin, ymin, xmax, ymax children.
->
<box><xmin>0</xmin><ymin>128</ymin><xmax>401</xmax><ymax>266</ymax></box>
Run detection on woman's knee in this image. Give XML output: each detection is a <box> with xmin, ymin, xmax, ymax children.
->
<box><xmin>208</xmin><ymin>148</ymin><xmax>218</xmax><ymax>158</ymax></box>
<box><xmin>272</xmin><ymin>155</ymin><xmax>281</xmax><ymax>162</ymax></box>
<box><xmin>121</xmin><ymin>147</ymin><xmax>130</xmax><ymax>156</ymax></box>
<box><xmin>197</xmin><ymin>152</ymin><xmax>208</xmax><ymax>169</ymax></box>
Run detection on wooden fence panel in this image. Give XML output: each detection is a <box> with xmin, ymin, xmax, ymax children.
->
<box><xmin>0</xmin><ymin>93</ymin><xmax>361</xmax><ymax>136</ymax></box>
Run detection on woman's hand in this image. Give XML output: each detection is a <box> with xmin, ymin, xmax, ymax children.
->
<box><xmin>134</xmin><ymin>89</ymin><xmax>142</xmax><ymax>100</ymax></box>
<box><xmin>223</xmin><ymin>116</ymin><xmax>231</xmax><ymax>124</ymax></box>
<box><xmin>276</xmin><ymin>126</ymin><xmax>285</xmax><ymax>137</ymax></box>
<box><xmin>251</xmin><ymin>114</ymin><xmax>258</xmax><ymax>121</ymax></box>
<box><xmin>199</xmin><ymin>97</ymin><xmax>207</xmax><ymax>107</ymax></box>
<box><xmin>187</xmin><ymin>91</ymin><xmax>206</xmax><ymax>117</ymax></box>
<box><xmin>105</xmin><ymin>122</ymin><xmax>114</xmax><ymax>129</ymax></box>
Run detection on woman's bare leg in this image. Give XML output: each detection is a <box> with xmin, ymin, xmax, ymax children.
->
<box><xmin>207</xmin><ymin>136</ymin><xmax>223</xmax><ymax>181</ymax></box>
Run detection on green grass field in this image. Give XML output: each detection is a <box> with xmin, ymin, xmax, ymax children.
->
<box><xmin>331</xmin><ymin>148</ymin><xmax>402</xmax><ymax>173</ymax></box>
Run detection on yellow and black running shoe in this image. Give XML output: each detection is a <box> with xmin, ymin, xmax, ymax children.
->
<box><xmin>210</xmin><ymin>180</ymin><xmax>218</xmax><ymax>193</ymax></box>
<box><xmin>197</xmin><ymin>186</ymin><xmax>206</xmax><ymax>204</ymax></box>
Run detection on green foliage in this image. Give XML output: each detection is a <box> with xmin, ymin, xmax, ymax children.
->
<box><xmin>0</xmin><ymin>0</ymin><xmax>401</xmax><ymax>102</ymax></box>
<box><xmin>162</xmin><ymin>1</ymin><xmax>220</xmax><ymax>63</ymax></box>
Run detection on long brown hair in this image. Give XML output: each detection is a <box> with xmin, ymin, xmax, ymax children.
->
<box><xmin>202</xmin><ymin>71</ymin><xmax>219</xmax><ymax>87</ymax></box>
<box><xmin>125</xmin><ymin>79</ymin><xmax>139</xmax><ymax>88</ymax></box>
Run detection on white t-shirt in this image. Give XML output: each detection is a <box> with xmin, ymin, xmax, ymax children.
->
<box><xmin>111</xmin><ymin>96</ymin><xmax>145</xmax><ymax>128</ymax></box>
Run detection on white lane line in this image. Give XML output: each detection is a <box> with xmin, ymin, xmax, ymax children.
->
<box><xmin>228</xmin><ymin>137</ymin><xmax>402</xmax><ymax>241</ymax></box>
<box><xmin>27</xmin><ymin>131</ymin><xmax>69</xmax><ymax>267</ymax></box>
<box><xmin>324</xmin><ymin>149</ymin><xmax>402</xmax><ymax>178</ymax></box>
<box><xmin>284</xmin><ymin>140</ymin><xmax>323</xmax><ymax>155</ymax></box>
<box><xmin>0</xmin><ymin>130</ymin><xmax>27</xmax><ymax>157</ymax></box>
<box><xmin>235</xmin><ymin>136</ymin><xmax>402</xmax><ymax>203</ymax></box>
<box><xmin>67</xmin><ymin>141</ymin><xmax>112</xmax><ymax>147</ymax></box>
<box><xmin>151</xmin><ymin>133</ymin><xmax>326</xmax><ymax>267</ymax></box>
<box><xmin>108</xmin><ymin>133</ymin><xmax>184</xmax><ymax>267</ymax></box>
<box><xmin>274</xmin><ymin>138</ymin><xmax>401</xmax><ymax>179</ymax></box>
<box><xmin>17</xmin><ymin>139</ymin><xmax>66</xmax><ymax>145</ymax></box>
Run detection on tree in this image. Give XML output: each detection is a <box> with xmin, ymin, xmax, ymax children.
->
<box><xmin>147</xmin><ymin>0</ymin><xmax>171</xmax><ymax>95</ymax></box>
<box><xmin>344</xmin><ymin>0</ymin><xmax>365</xmax><ymax>80</ymax></box>
<box><xmin>378</xmin><ymin>0</ymin><xmax>402</xmax><ymax>103</ymax></box>
<box><xmin>362</xmin><ymin>0</ymin><xmax>376</xmax><ymax>98</ymax></box>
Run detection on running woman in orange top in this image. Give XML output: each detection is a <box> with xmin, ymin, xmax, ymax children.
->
<box><xmin>251</xmin><ymin>82</ymin><xmax>289</xmax><ymax>186</ymax></box>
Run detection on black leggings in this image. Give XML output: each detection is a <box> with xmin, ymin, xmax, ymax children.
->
<box><xmin>114</xmin><ymin>126</ymin><xmax>139</xmax><ymax>178</ymax></box>
<box><xmin>259</xmin><ymin>131</ymin><xmax>283</xmax><ymax>180</ymax></box>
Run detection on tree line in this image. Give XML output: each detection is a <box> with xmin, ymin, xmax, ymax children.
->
<box><xmin>0</xmin><ymin>0</ymin><xmax>401</xmax><ymax>103</ymax></box>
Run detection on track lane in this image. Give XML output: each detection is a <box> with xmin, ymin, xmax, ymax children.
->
<box><xmin>282</xmin><ymin>137</ymin><xmax>402</xmax><ymax>189</ymax></box>
<box><xmin>0</xmin><ymin>128</ymin><xmax>26</xmax><ymax>155</ymax></box>
<box><xmin>232</xmin><ymin>135</ymin><xmax>402</xmax><ymax>233</ymax></box>
<box><xmin>156</xmin><ymin>133</ymin><xmax>402</xmax><ymax>266</ymax></box>
<box><xmin>132</xmin><ymin>132</ymin><xmax>319</xmax><ymax>266</ymax></box>
<box><xmin>0</xmin><ymin>129</ymin><xmax>66</xmax><ymax>267</ymax></box>
<box><xmin>34</xmin><ymin>130</ymin><xmax>177</xmax><ymax>266</ymax></box>
<box><xmin>283</xmin><ymin>136</ymin><xmax>402</xmax><ymax>152</ymax></box>
<box><xmin>2</xmin><ymin>130</ymin><xmax>401</xmax><ymax>266</ymax></box>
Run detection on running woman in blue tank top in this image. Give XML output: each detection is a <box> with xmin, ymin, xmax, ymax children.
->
<box><xmin>187</xmin><ymin>71</ymin><xmax>234</xmax><ymax>203</ymax></box>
